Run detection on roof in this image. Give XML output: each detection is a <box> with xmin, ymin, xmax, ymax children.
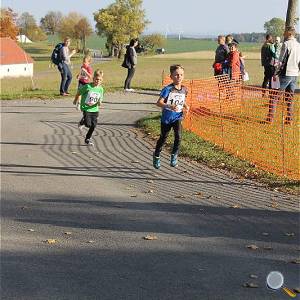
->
<box><xmin>0</xmin><ymin>37</ymin><xmax>34</xmax><ymax>65</ymax></box>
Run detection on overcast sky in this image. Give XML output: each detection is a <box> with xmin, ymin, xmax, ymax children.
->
<box><xmin>2</xmin><ymin>0</ymin><xmax>298</xmax><ymax>35</ymax></box>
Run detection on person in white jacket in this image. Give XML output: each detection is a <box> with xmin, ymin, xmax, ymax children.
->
<box><xmin>266</xmin><ymin>27</ymin><xmax>300</xmax><ymax>124</ymax></box>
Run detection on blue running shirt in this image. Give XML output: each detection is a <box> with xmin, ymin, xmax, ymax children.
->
<box><xmin>160</xmin><ymin>84</ymin><xmax>188</xmax><ymax>124</ymax></box>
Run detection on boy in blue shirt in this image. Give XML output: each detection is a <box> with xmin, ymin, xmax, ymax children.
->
<box><xmin>153</xmin><ymin>64</ymin><xmax>189</xmax><ymax>169</ymax></box>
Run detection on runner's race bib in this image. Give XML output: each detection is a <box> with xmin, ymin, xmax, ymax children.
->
<box><xmin>166</xmin><ymin>92</ymin><xmax>186</xmax><ymax>112</ymax></box>
<box><xmin>85</xmin><ymin>91</ymin><xmax>101</xmax><ymax>106</ymax></box>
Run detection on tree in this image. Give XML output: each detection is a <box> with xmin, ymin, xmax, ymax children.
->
<box><xmin>94</xmin><ymin>0</ymin><xmax>149</xmax><ymax>57</ymax></box>
<box><xmin>17</xmin><ymin>12</ymin><xmax>37</xmax><ymax>35</ymax></box>
<box><xmin>74</xmin><ymin>17</ymin><xmax>93</xmax><ymax>52</ymax></box>
<box><xmin>57</xmin><ymin>12</ymin><xmax>83</xmax><ymax>48</ymax></box>
<box><xmin>40</xmin><ymin>11</ymin><xmax>62</xmax><ymax>35</ymax></box>
<box><xmin>264</xmin><ymin>17</ymin><xmax>285</xmax><ymax>37</ymax></box>
<box><xmin>140</xmin><ymin>34</ymin><xmax>165</xmax><ymax>53</ymax></box>
<box><xmin>0</xmin><ymin>8</ymin><xmax>19</xmax><ymax>40</ymax></box>
<box><xmin>286</xmin><ymin>0</ymin><xmax>298</xmax><ymax>28</ymax></box>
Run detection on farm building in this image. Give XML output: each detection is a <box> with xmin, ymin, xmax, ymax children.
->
<box><xmin>17</xmin><ymin>34</ymin><xmax>33</xmax><ymax>43</ymax></box>
<box><xmin>0</xmin><ymin>37</ymin><xmax>34</xmax><ymax>78</ymax></box>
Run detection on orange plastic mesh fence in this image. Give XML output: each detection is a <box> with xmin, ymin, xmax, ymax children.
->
<box><xmin>162</xmin><ymin>75</ymin><xmax>300</xmax><ymax>180</ymax></box>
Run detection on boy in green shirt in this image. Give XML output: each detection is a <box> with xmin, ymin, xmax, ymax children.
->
<box><xmin>73</xmin><ymin>70</ymin><xmax>104</xmax><ymax>145</ymax></box>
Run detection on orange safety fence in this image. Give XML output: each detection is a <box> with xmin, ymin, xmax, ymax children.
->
<box><xmin>162</xmin><ymin>75</ymin><xmax>300</xmax><ymax>180</ymax></box>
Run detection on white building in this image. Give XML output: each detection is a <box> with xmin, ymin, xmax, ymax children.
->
<box><xmin>0</xmin><ymin>37</ymin><xmax>34</xmax><ymax>78</ymax></box>
<box><xmin>16</xmin><ymin>34</ymin><xmax>33</xmax><ymax>43</ymax></box>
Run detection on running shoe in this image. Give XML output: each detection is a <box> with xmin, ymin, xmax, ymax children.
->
<box><xmin>170</xmin><ymin>154</ymin><xmax>178</xmax><ymax>167</ymax></box>
<box><xmin>153</xmin><ymin>154</ymin><xmax>161</xmax><ymax>169</ymax></box>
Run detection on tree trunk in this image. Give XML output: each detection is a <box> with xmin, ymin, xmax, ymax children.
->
<box><xmin>285</xmin><ymin>0</ymin><xmax>298</xmax><ymax>28</ymax></box>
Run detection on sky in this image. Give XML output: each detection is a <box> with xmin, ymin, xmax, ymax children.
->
<box><xmin>2</xmin><ymin>0</ymin><xmax>298</xmax><ymax>36</ymax></box>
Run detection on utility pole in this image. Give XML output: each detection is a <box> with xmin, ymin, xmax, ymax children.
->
<box><xmin>285</xmin><ymin>0</ymin><xmax>298</xmax><ymax>29</ymax></box>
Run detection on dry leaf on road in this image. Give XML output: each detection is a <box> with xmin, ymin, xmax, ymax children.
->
<box><xmin>290</xmin><ymin>259</ymin><xmax>300</xmax><ymax>264</ymax></box>
<box><xmin>262</xmin><ymin>232</ymin><xmax>269</xmax><ymax>236</ymax></box>
<box><xmin>249</xmin><ymin>274</ymin><xmax>258</xmax><ymax>279</ymax></box>
<box><xmin>243</xmin><ymin>282</ymin><xmax>259</xmax><ymax>288</ymax></box>
<box><xmin>230</xmin><ymin>204</ymin><xmax>241</xmax><ymax>208</ymax></box>
<box><xmin>28</xmin><ymin>229</ymin><xmax>35</xmax><ymax>232</ymax></box>
<box><xmin>64</xmin><ymin>232</ymin><xmax>72</xmax><ymax>235</ymax></box>
<box><xmin>44</xmin><ymin>239</ymin><xmax>57</xmax><ymax>244</ymax></box>
<box><xmin>143</xmin><ymin>235</ymin><xmax>158</xmax><ymax>240</ymax></box>
<box><xmin>175</xmin><ymin>195</ymin><xmax>185</xmax><ymax>199</ymax></box>
<box><xmin>285</xmin><ymin>232</ymin><xmax>295</xmax><ymax>237</ymax></box>
<box><xmin>246</xmin><ymin>244</ymin><xmax>259</xmax><ymax>250</ymax></box>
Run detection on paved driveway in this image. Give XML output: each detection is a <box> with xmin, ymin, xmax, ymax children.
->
<box><xmin>1</xmin><ymin>92</ymin><xmax>299</xmax><ymax>300</ymax></box>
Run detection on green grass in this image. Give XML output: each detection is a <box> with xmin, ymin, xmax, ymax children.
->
<box><xmin>137</xmin><ymin>113</ymin><xmax>300</xmax><ymax>195</ymax></box>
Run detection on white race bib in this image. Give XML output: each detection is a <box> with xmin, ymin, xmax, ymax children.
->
<box><xmin>166</xmin><ymin>92</ymin><xmax>186</xmax><ymax>112</ymax></box>
<box><xmin>85</xmin><ymin>91</ymin><xmax>101</xmax><ymax>106</ymax></box>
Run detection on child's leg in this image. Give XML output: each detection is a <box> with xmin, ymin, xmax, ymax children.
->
<box><xmin>154</xmin><ymin>122</ymin><xmax>172</xmax><ymax>157</ymax></box>
<box><xmin>171</xmin><ymin>120</ymin><xmax>182</xmax><ymax>155</ymax></box>
<box><xmin>85</xmin><ymin>112</ymin><xmax>98</xmax><ymax>141</ymax></box>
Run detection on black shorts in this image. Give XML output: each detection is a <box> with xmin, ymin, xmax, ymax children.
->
<box><xmin>83</xmin><ymin>111</ymin><xmax>98</xmax><ymax>128</ymax></box>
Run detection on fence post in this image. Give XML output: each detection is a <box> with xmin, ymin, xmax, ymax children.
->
<box><xmin>218</xmin><ymin>77</ymin><xmax>225</xmax><ymax>150</ymax></box>
<box><xmin>281</xmin><ymin>92</ymin><xmax>286</xmax><ymax>177</ymax></box>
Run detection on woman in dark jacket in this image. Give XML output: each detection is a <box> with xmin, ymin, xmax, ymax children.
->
<box><xmin>123</xmin><ymin>39</ymin><xmax>138</xmax><ymax>92</ymax></box>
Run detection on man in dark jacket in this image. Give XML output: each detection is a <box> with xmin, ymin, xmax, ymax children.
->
<box><xmin>213</xmin><ymin>35</ymin><xmax>230</xmax><ymax>75</ymax></box>
<box><xmin>261</xmin><ymin>34</ymin><xmax>276</xmax><ymax>90</ymax></box>
<box><xmin>123</xmin><ymin>39</ymin><xmax>138</xmax><ymax>92</ymax></box>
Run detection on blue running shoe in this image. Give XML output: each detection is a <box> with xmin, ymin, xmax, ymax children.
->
<box><xmin>153</xmin><ymin>155</ymin><xmax>161</xmax><ymax>169</ymax></box>
<box><xmin>170</xmin><ymin>154</ymin><xmax>178</xmax><ymax>167</ymax></box>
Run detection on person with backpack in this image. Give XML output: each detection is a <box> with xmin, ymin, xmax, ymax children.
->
<box><xmin>53</xmin><ymin>37</ymin><xmax>76</xmax><ymax>96</ymax></box>
<box><xmin>261</xmin><ymin>34</ymin><xmax>276</xmax><ymax>90</ymax></box>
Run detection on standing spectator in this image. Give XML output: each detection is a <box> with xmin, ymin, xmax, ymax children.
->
<box><xmin>261</xmin><ymin>34</ymin><xmax>276</xmax><ymax>90</ymax></box>
<box><xmin>274</xmin><ymin>36</ymin><xmax>283</xmax><ymax>64</ymax></box>
<box><xmin>266</xmin><ymin>27</ymin><xmax>300</xmax><ymax>124</ymax></box>
<box><xmin>123</xmin><ymin>39</ymin><xmax>139</xmax><ymax>92</ymax></box>
<box><xmin>213</xmin><ymin>35</ymin><xmax>230</xmax><ymax>76</ymax></box>
<box><xmin>228</xmin><ymin>41</ymin><xmax>241</xmax><ymax>80</ymax></box>
<box><xmin>225</xmin><ymin>34</ymin><xmax>234</xmax><ymax>46</ymax></box>
<box><xmin>58</xmin><ymin>37</ymin><xmax>76</xmax><ymax>96</ymax></box>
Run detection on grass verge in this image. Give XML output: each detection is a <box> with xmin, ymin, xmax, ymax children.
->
<box><xmin>137</xmin><ymin>113</ymin><xmax>300</xmax><ymax>195</ymax></box>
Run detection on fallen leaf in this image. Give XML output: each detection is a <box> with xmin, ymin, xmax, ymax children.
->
<box><xmin>130</xmin><ymin>185</ymin><xmax>135</xmax><ymax>188</ymax></box>
<box><xmin>28</xmin><ymin>229</ymin><xmax>35</xmax><ymax>232</ymax></box>
<box><xmin>147</xmin><ymin>180</ymin><xmax>154</xmax><ymax>183</ymax></box>
<box><xmin>64</xmin><ymin>232</ymin><xmax>72</xmax><ymax>235</ymax></box>
<box><xmin>246</xmin><ymin>244</ymin><xmax>259</xmax><ymax>250</ymax></box>
<box><xmin>290</xmin><ymin>259</ymin><xmax>300</xmax><ymax>264</ymax></box>
<box><xmin>243</xmin><ymin>282</ymin><xmax>259</xmax><ymax>288</ymax></box>
<box><xmin>71</xmin><ymin>151</ymin><xmax>77</xmax><ymax>154</ymax></box>
<box><xmin>193</xmin><ymin>192</ymin><xmax>203</xmax><ymax>197</ymax></box>
<box><xmin>131</xmin><ymin>160</ymin><xmax>139</xmax><ymax>163</ymax></box>
<box><xmin>230</xmin><ymin>204</ymin><xmax>241</xmax><ymax>208</ymax></box>
<box><xmin>130</xmin><ymin>195</ymin><xmax>137</xmax><ymax>197</ymax></box>
<box><xmin>143</xmin><ymin>235</ymin><xmax>158</xmax><ymax>240</ymax></box>
<box><xmin>89</xmin><ymin>157</ymin><xmax>94</xmax><ymax>160</ymax></box>
<box><xmin>263</xmin><ymin>246</ymin><xmax>273</xmax><ymax>250</ymax></box>
<box><xmin>249</xmin><ymin>274</ymin><xmax>258</xmax><ymax>279</ymax></box>
<box><xmin>175</xmin><ymin>195</ymin><xmax>185</xmax><ymax>199</ymax></box>
<box><xmin>285</xmin><ymin>232</ymin><xmax>295</xmax><ymax>237</ymax></box>
<box><xmin>44</xmin><ymin>239</ymin><xmax>57</xmax><ymax>244</ymax></box>
<box><xmin>145</xmin><ymin>190</ymin><xmax>154</xmax><ymax>194</ymax></box>
<box><xmin>87</xmin><ymin>240</ymin><xmax>95</xmax><ymax>243</ymax></box>
<box><xmin>262</xmin><ymin>232</ymin><xmax>269</xmax><ymax>236</ymax></box>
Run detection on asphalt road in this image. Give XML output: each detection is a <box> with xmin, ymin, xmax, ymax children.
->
<box><xmin>1</xmin><ymin>91</ymin><xmax>299</xmax><ymax>300</ymax></box>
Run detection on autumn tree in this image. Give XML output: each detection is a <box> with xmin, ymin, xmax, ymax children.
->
<box><xmin>74</xmin><ymin>17</ymin><xmax>93</xmax><ymax>52</ymax></box>
<box><xmin>264</xmin><ymin>17</ymin><xmax>285</xmax><ymax>37</ymax></box>
<box><xmin>57</xmin><ymin>12</ymin><xmax>83</xmax><ymax>48</ymax></box>
<box><xmin>0</xmin><ymin>8</ymin><xmax>19</xmax><ymax>40</ymax></box>
<box><xmin>140</xmin><ymin>34</ymin><xmax>165</xmax><ymax>53</ymax></box>
<box><xmin>40</xmin><ymin>11</ymin><xmax>62</xmax><ymax>35</ymax></box>
<box><xmin>94</xmin><ymin>0</ymin><xmax>149</xmax><ymax>57</ymax></box>
<box><xmin>17</xmin><ymin>12</ymin><xmax>36</xmax><ymax>35</ymax></box>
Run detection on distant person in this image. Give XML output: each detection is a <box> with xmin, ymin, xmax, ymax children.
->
<box><xmin>261</xmin><ymin>34</ymin><xmax>276</xmax><ymax>90</ymax></box>
<box><xmin>228</xmin><ymin>41</ymin><xmax>241</xmax><ymax>80</ymax></box>
<box><xmin>58</xmin><ymin>37</ymin><xmax>76</xmax><ymax>96</ymax></box>
<box><xmin>73</xmin><ymin>70</ymin><xmax>104</xmax><ymax>145</ymax></box>
<box><xmin>76</xmin><ymin>55</ymin><xmax>93</xmax><ymax>90</ymax></box>
<box><xmin>265</xmin><ymin>27</ymin><xmax>300</xmax><ymax>124</ymax></box>
<box><xmin>213</xmin><ymin>35</ymin><xmax>230</xmax><ymax>75</ymax></box>
<box><xmin>122</xmin><ymin>38</ymin><xmax>139</xmax><ymax>92</ymax></box>
<box><xmin>153</xmin><ymin>64</ymin><xmax>189</xmax><ymax>169</ymax></box>
<box><xmin>225</xmin><ymin>34</ymin><xmax>234</xmax><ymax>46</ymax></box>
<box><xmin>274</xmin><ymin>36</ymin><xmax>282</xmax><ymax>65</ymax></box>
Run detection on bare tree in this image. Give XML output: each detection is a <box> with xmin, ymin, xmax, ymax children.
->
<box><xmin>285</xmin><ymin>0</ymin><xmax>298</xmax><ymax>28</ymax></box>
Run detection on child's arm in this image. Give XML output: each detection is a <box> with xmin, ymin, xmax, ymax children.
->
<box><xmin>183</xmin><ymin>102</ymin><xmax>190</xmax><ymax>113</ymax></box>
<box><xmin>156</xmin><ymin>96</ymin><xmax>176</xmax><ymax>111</ymax></box>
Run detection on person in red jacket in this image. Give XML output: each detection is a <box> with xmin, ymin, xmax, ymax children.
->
<box><xmin>228</xmin><ymin>41</ymin><xmax>241</xmax><ymax>80</ymax></box>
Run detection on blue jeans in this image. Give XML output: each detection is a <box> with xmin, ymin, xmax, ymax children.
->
<box><xmin>267</xmin><ymin>76</ymin><xmax>298</xmax><ymax>121</ymax></box>
<box><xmin>58</xmin><ymin>62</ymin><xmax>72</xmax><ymax>94</ymax></box>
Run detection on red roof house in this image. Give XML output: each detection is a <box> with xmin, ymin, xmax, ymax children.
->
<box><xmin>0</xmin><ymin>37</ymin><xmax>34</xmax><ymax>78</ymax></box>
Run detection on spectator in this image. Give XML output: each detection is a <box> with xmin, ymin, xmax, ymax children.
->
<box><xmin>225</xmin><ymin>34</ymin><xmax>234</xmax><ymax>46</ymax></box>
<box><xmin>266</xmin><ymin>27</ymin><xmax>300</xmax><ymax>124</ymax></box>
<box><xmin>123</xmin><ymin>38</ymin><xmax>139</xmax><ymax>92</ymax></box>
<box><xmin>213</xmin><ymin>35</ymin><xmax>230</xmax><ymax>76</ymax></box>
<box><xmin>261</xmin><ymin>34</ymin><xmax>276</xmax><ymax>90</ymax></box>
<box><xmin>274</xmin><ymin>36</ymin><xmax>282</xmax><ymax>65</ymax></box>
<box><xmin>58</xmin><ymin>37</ymin><xmax>76</xmax><ymax>96</ymax></box>
<box><xmin>228</xmin><ymin>41</ymin><xmax>241</xmax><ymax>80</ymax></box>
